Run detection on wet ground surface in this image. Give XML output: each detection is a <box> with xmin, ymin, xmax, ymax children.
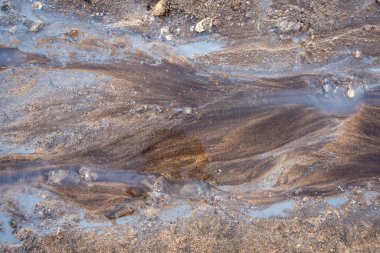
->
<box><xmin>0</xmin><ymin>0</ymin><xmax>380</xmax><ymax>252</ymax></box>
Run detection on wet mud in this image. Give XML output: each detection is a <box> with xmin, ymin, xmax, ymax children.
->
<box><xmin>0</xmin><ymin>0</ymin><xmax>380</xmax><ymax>252</ymax></box>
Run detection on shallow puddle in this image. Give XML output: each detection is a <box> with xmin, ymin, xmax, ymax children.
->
<box><xmin>79</xmin><ymin>210</ymin><xmax>113</xmax><ymax>230</ymax></box>
<box><xmin>249</xmin><ymin>200</ymin><xmax>295</xmax><ymax>218</ymax></box>
<box><xmin>174</xmin><ymin>41</ymin><xmax>224</xmax><ymax>58</ymax></box>
<box><xmin>0</xmin><ymin>48</ymin><xmax>28</xmax><ymax>68</ymax></box>
<box><xmin>326</xmin><ymin>196</ymin><xmax>348</xmax><ymax>208</ymax></box>
<box><xmin>159</xmin><ymin>204</ymin><xmax>192</xmax><ymax>221</ymax></box>
<box><xmin>0</xmin><ymin>214</ymin><xmax>20</xmax><ymax>245</ymax></box>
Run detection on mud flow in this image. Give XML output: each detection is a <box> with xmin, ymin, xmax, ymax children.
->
<box><xmin>1</xmin><ymin>0</ymin><xmax>380</xmax><ymax>252</ymax></box>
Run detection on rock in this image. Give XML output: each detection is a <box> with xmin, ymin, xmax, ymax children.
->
<box><xmin>183</xmin><ymin>107</ymin><xmax>192</xmax><ymax>115</ymax></box>
<box><xmin>68</xmin><ymin>28</ymin><xmax>79</xmax><ymax>38</ymax></box>
<box><xmin>56</xmin><ymin>227</ymin><xmax>61</xmax><ymax>236</ymax></box>
<box><xmin>195</xmin><ymin>17</ymin><xmax>213</xmax><ymax>33</ymax></box>
<box><xmin>153</xmin><ymin>0</ymin><xmax>168</xmax><ymax>17</ymax></box>
<box><xmin>9</xmin><ymin>219</ymin><xmax>17</xmax><ymax>229</ymax></box>
<box><xmin>9</xmin><ymin>26</ymin><xmax>17</xmax><ymax>33</ymax></box>
<box><xmin>29</xmin><ymin>20</ymin><xmax>44</xmax><ymax>32</ymax></box>
<box><xmin>276</xmin><ymin>20</ymin><xmax>302</xmax><ymax>33</ymax></box>
<box><xmin>1</xmin><ymin>1</ymin><xmax>11</xmax><ymax>11</ymax></box>
<box><xmin>354</xmin><ymin>50</ymin><xmax>362</xmax><ymax>58</ymax></box>
<box><xmin>190</xmin><ymin>25</ymin><xmax>195</xmax><ymax>32</ymax></box>
<box><xmin>322</xmin><ymin>83</ymin><xmax>330</xmax><ymax>93</ymax></box>
<box><xmin>160</xmin><ymin>26</ymin><xmax>174</xmax><ymax>41</ymax></box>
<box><xmin>32</xmin><ymin>1</ymin><xmax>44</xmax><ymax>10</ymax></box>
<box><xmin>160</xmin><ymin>26</ymin><xmax>170</xmax><ymax>36</ymax></box>
<box><xmin>165</xmin><ymin>34</ymin><xmax>173</xmax><ymax>41</ymax></box>
<box><xmin>346</xmin><ymin>88</ymin><xmax>355</xmax><ymax>98</ymax></box>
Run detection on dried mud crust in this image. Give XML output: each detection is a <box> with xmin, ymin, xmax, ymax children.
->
<box><xmin>4</xmin><ymin>204</ymin><xmax>380</xmax><ymax>253</ymax></box>
<box><xmin>47</xmin><ymin>0</ymin><xmax>380</xmax><ymax>37</ymax></box>
<box><xmin>43</xmin><ymin>0</ymin><xmax>380</xmax><ymax>71</ymax></box>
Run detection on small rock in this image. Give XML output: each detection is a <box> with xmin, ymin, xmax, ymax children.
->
<box><xmin>195</xmin><ymin>17</ymin><xmax>213</xmax><ymax>33</ymax></box>
<box><xmin>160</xmin><ymin>26</ymin><xmax>170</xmax><ymax>36</ymax></box>
<box><xmin>183</xmin><ymin>107</ymin><xmax>192</xmax><ymax>115</ymax></box>
<box><xmin>160</xmin><ymin>26</ymin><xmax>174</xmax><ymax>40</ymax></box>
<box><xmin>29</xmin><ymin>20</ymin><xmax>44</xmax><ymax>32</ymax></box>
<box><xmin>346</xmin><ymin>88</ymin><xmax>355</xmax><ymax>98</ymax></box>
<box><xmin>9</xmin><ymin>219</ymin><xmax>17</xmax><ymax>229</ymax></box>
<box><xmin>276</xmin><ymin>20</ymin><xmax>302</xmax><ymax>33</ymax></box>
<box><xmin>32</xmin><ymin>1</ymin><xmax>43</xmax><ymax>10</ymax></box>
<box><xmin>68</xmin><ymin>28</ymin><xmax>79</xmax><ymax>38</ymax></box>
<box><xmin>9</xmin><ymin>26</ymin><xmax>17</xmax><ymax>33</ymax></box>
<box><xmin>190</xmin><ymin>25</ymin><xmax>195</xmax><ymax>32</ymax></box>
<box><xmin>56</xmin><ymin>227</ymin><xmax>61</xmax><ymax>236</ymax></box>
<box><xmin>1</xmin><ymin>1</ymin><xmax>11</xmax><ymax>11</ymax></box>
<box><xmin>153</xmin><ymin>0</ymin><xmax>168</xmax><ymax>17</ymax></box>
<box><xmin>165</xmin><ymin>34</ymin><xmax>173</xmax><ymax>41</ymax></box>
<box><xmin>323</xmin><ymin>83</ymin><xmax>330</xmax><ymax>93</ymax></box>
<box><xmin>354</xmin><ymin>50</ymin><xmax>362</xmax><ymax>58</ymax></box>
<box><xmin>155</xmin><ymin>106</ymin><xmax>163</xmax><ymax>112</ymax></box>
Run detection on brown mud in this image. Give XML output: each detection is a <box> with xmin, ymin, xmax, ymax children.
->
<box><xmin>0</xmin><ymin>0</ymin><xmax>380</xmax><ymax>252</ymax></box>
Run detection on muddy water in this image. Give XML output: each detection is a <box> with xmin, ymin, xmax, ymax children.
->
<box><xmin>0</xmin><ymin>0</ymin><xmax>380</xmax><ymax>249</ymax></box>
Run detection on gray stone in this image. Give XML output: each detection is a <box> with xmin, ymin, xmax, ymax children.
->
<box><xmin>195</xmin><ymin>17</ymin><xmax>213</xmax><ymax>33</ymax></box>
<box><xmin>276</xmin><ymin>20</ymin><xmax>302</xmax><ymax>33</ymax></box>
<box><xmin>29</xmin><ymin>20</ymin><xmax>44</xmax><ymax>32</ymax></box>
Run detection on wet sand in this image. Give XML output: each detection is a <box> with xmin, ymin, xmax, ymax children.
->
<box><xmin>0</xmin><ymin>0</ymin><xmax>380</xmax><ymax>252</ymax></box>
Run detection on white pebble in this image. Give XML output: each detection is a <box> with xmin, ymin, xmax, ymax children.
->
<box><xmin>346</xmin><ymin>88</ymin><xmax>355</xmax><ymax>98</ymax></box>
